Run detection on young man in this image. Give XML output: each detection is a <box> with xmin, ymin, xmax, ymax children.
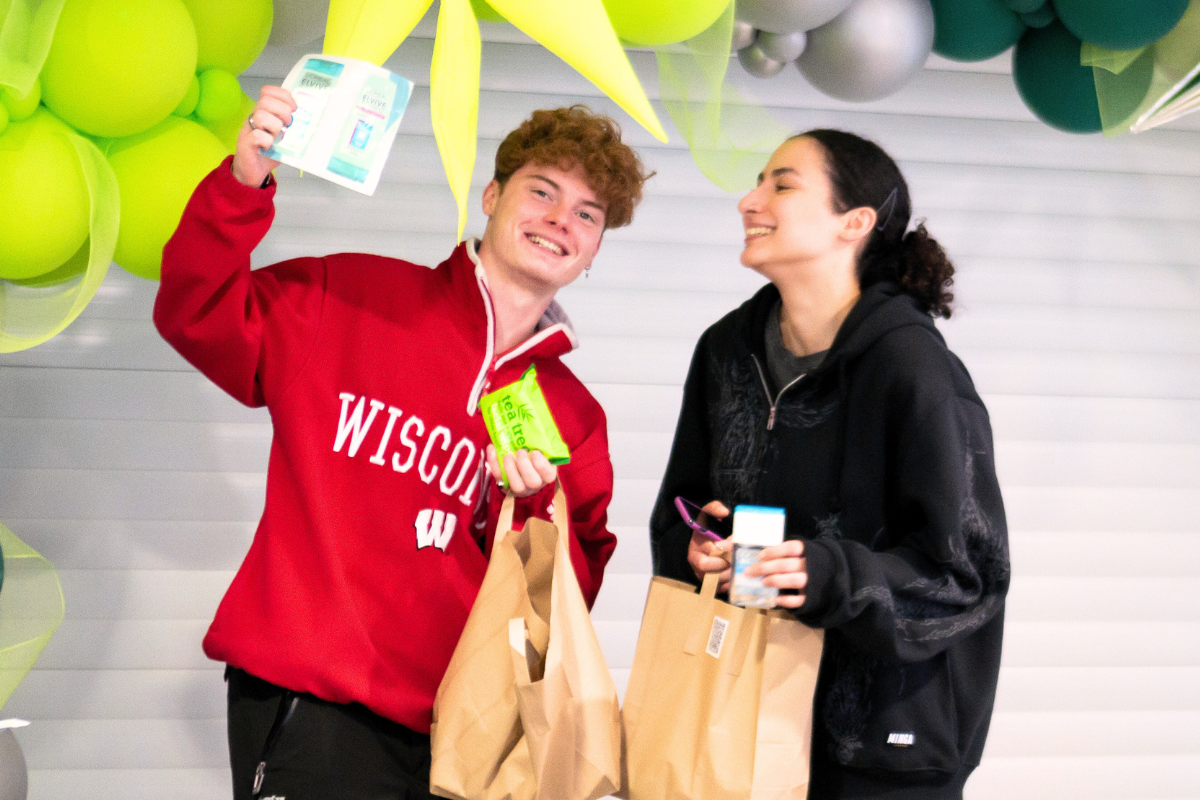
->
<box><xmin>154</xmin><ymin>87</ymin><xmax>651</xmax><ymax>799</ymax></box>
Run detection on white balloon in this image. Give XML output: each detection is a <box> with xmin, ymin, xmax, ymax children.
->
<box><xmin>757</xmin><ymin>30</ymin><xmax>807</xmax><ymax>62</ymax></box>
<box><xmin>736</xmin><ymin>0</ymin><xmax>857</xmax><ymax>34</ymax></box>
<box><xmin>269</xmin><ymin>0</ymin><xmax>332</xmax><ymax>47</ymax></box>
<box><xmin>731</xmin><ymin>19</ymin><xmax>757</xmax><ymax>51</ymax></box>
<box><xmin>797</xmin><ymin>0</ymin><xmax>934</xmax><ymax>102</ymax></box>
<box><xmin>738</xmin><ymin>45</ymin><xmax>787</xmax><ymax>78</ymax></box>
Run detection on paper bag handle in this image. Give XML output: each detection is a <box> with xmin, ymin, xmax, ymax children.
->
<box><xmin>683</xmin><ymin>572</ymin><xmax>722</xmax><ymax>655</ymax></box>
<box><xmin>683</xmin><ymin>571</ymin><xmax>762</xmax><ymax>676</ymax></box>
<box><xmin>495</xmin><ymin>481</ymin><xmax>568</xmax><ymax>545</ymax></box>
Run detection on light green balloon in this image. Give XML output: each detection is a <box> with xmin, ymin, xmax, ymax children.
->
<box><xmin>0</xmin><ymin>104</ymin><xmax>8</xmax><ymax>137</ymax></box>
<box><xmin>181</xmin><ymin>0</ymin><xmax>273</xmax><ymax>75</ymax></box>
<box><xmin>202</xmin><ymin>91</ymin><xmax>256</xmax><ymax>154</ymax></box>
<box><xmin>0</xmin><ymin>109</ymin><xmax>90</xmax><ymax>281</ymax></box>
<box><xmin>174</xmin><ymin>76</ymin><xmax>201</xmax><ymax>117</ymax></box>
<box><xmin>602</xmin><ymin>0</ymin><xmax>728</xmax><ymax>46</ymax></box>
<box><xmin>0</xmin><ymin>79</ymin><xmax>41</xmax><ymax>122</ymax></box>
<box><xmin>7</xmin><ymin>238</ymin><xmax>91</xmax><ymax>287</ymax></box>
<box><xmin>108</xmin><ymin>117</ymin><xmax>229</xmax><ymax>280</ymax></box>
<box><xmin>41</xmin><ymin>0</ymin><xmax>197</xmax><ymax>138</ymax></box>
<box><xmin>194</xmin><ymin>69</ymin><xmax>244</xmax><ymax>123</ymax></box>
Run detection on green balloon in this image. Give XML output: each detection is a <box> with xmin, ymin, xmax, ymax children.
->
<box><xmin>7</xmin><ymin>238</ymin><xmax>91</xmax><ymax>287</ymax></box>
<box><xmin>1013</xmin><ymin>21</ymin><xmax>1101</xmax><ymax>133</ymax></box>
<box><xmin>1021</xmin><ymin>6</ymin><xmax>1057</xmax><ymax>27</ymax></box>
<box><xmin>194</xmin><ymin>69</ymin><xmax>243</xmax><ymax>123</ymax></box>
<box><xmin>107</xmin><ymin>117</ymin><xmax>229</xmax><ymax>280</ymax></box>
<box><xmin>931</xmin><ymin>0</ymin><xmax>1026</xmax><ymax>61</ymax></box>
<box><xmin>1004</xmin><ymin>0</ymin><xmax>1046</xmax><ymax>12</ymax></box>
<box><xmin>0</xmin><ymin>104</ymin><xmax>7</xmax><ymax>137</ymax></box>
<box><xmin>0</xmin><ymin>78</ymin><xmax>42</xmax><ymax>121</ymax></box>
<box><xmin>602</xmin><ymin>0</ymin><xmax>728</xmax><ymax>46</ymax></box>
<box><xmin>1052</xmin><ymin>0</ymin><xmax>1188</xmax><ymax>51</ymax></box>
<box><xmin>41</xmin><ymin>0</ymin><xmax>197</xmax><ymax>138</ymax></box>
<box><xmin>470</xmin><ymin>0</ymin><xmax>506</xmax><ymax>24</ymax></box>
<box><xmin>174</xmin><ymin>76</ymin><xmax>201</xmax><ymax>117</ymax></box>
<box><xmin>0</xmin><ymin>109</ymin><xmax>90</xmax><ymax>280</ymax></box>
<box><xmin>181</xmin><ymin>0</ymin><xmax>273</xmax><ymax>75</ymax></box>
<box><xmin>202</xmin><ymin>91</ymin><xmax>255</xmax><ymax>154</ymax></box>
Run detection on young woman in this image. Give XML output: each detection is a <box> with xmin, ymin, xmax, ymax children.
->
<box><xmin>649</xmin><ymin>130</ymin><xmax>1010</xmax><ymax>799</ymax></box>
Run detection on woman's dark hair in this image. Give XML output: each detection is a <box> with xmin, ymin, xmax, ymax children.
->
<box><xmin>793</xmin><ymin>130</ymin><xmax>954</xmax><ymax>318</ymax></box>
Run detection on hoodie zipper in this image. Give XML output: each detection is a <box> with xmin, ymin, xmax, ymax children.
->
<box><xmin>751</xmin><ymin>354</ymin><xmax>807</xmax><ymax>431</ymax></box>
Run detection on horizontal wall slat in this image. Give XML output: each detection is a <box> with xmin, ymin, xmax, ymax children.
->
<box><xmin>995</xmin><ymin>667</ymin><xmax>1200</xmax><ymax>712</ymax></box>
<box><xmin>16</xmin><ymin>718</ymin><xmax>226</xmax><ymax>770</ymax></box>
<box><xmin>34</xmin><ymin>620</ymin><xmax>213</xmax><ymax>670</ymax></box>
<box><xmin>0</xmin><ymin>520</ymin><xmax>255</xmax><ymax>571</ymax></box>
<box><xmin>966</xmin><ymin>755</ymin><xmax>1200</xmax><ymax>799</ymax></box>
<box><xmin>55</xmin><ymin>570</ymin><xmax>231</xmax><ymax>621</ymax></box>
<box><xmin>26</xmin><ymin>768</ymin><xmax>228</xmax><ymax>800</ymax></box>
<box><xmin>5</xmin><ymin>670</ymin><xmax>225</xmax><ymax>721</ymax></box>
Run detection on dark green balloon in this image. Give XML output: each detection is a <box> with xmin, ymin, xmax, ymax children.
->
<box><xmin>1021</xmin><ymin>5</ymin><xmax>1056</xmax><ymax>27</ymax></box>
<box><xmin>931</xmin><ymin>0</ymin><xmax>1026</xmax><ymax>62</ymax></box>
<box><xmin>1013</xmin><ymin>21</ymin><xmax>1100</xmax><ymax>133</ymax></box>
<box><xmin>1052</xmin><ymin>0</ymin><xmax>1188</xmax><ymax>50</ymax></box>
<box><xmin>1004</xmin><ymin>0</ymin><xmax>1045</xmax><ymax>13</ymax></box>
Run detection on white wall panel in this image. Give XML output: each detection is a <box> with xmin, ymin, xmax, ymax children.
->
<box><xmin>2</xmin><ymin>9</ymin><xmax>1198</xmax><ymax>798</ymax></box>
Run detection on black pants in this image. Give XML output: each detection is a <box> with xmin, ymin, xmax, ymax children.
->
<box><xmin>226</xmin><ymin>667</ymin><xmax>436</xmax><ymax>800</ymax></box>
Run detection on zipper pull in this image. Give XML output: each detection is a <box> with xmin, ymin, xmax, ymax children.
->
<box><xmin>767</xmin><ymin>406</ymin><xmax>776</xmax><ymax>431</ymax></box>
<box><xmin>253</xmin><ymin>761</ymin><xmax>266</xmax><ymax>797</ymax></box>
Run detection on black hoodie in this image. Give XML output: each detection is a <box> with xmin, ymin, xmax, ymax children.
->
<box><xmin>650</xmin><ymin>281</ymin><xmax>1010</xmax><ymax>799</ymax></box>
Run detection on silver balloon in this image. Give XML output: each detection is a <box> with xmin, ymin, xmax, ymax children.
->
<box><xmin>757</xmin><ymin>30</ymin><xmax>807</xmax><ymax>62</ymax></box>
<box><xmin>731</xmin><ymin>18</ymin><xmax>757</xmax><ymax>51</ymax></box>
<box><xmin>797</xmin><ymin>0</ymin><xmax>935</xmax><ymax>102</ymax></box>
<box><xmin>0</xmin><ymin>731</ymin><xmax>27</xmax><ymax>800</ymax></box>
<box><xmin>736</xmin><ymin>0</ymin><xmax>857</xmax><ymax>34</ymax></box>
<box><xmin>268</xmin><ymin>0</ymin><xmax>332</xmax><ymax>47</ymax></box>
<box><xmin>738</xmin><ymin>45</ymin><xmax>787</xmax><ymax>78</ymax></box>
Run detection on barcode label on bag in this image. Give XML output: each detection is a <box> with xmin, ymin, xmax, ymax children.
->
<box><xmin>706</xmin><ymin>616</ymin><xmax>729</xmax><ymax>658</ymax></box>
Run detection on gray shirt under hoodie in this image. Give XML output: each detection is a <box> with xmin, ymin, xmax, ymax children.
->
<box><xmin>764</xmin><ymin>300</ymin><xmax>828</xmax><ymax>392</ymax></box>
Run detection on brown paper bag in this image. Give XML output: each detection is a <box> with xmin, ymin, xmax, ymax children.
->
<box><xmin>430</xmin><ymin>485</ymin><xmax>621</xmax><ymax>800</ymax></box>
<box><xmin>620</xmin><ymin>571</ymin><xmax>823</xmax><ymax>800</ymax></box>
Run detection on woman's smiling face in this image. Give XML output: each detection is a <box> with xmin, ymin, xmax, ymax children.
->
<box><xmin>737</xmin><ymin>136</ymin><xmax>863</xmax><ymax>277</ymax></box>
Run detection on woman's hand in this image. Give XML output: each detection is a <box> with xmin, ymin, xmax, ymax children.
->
<box><xmin>486</xmin><ymin>445</ymin><xmax>557</xmax><ymax>498</ymax></box>
<box><xmin>687</xmin><ymin>500</ymin><xmax>733</xmax><ymax>591</ymax></box>
<box><xmin>744</xmin><ymin>539</ymin><xmax>807</xmax><ymax>609</ymax></box>
<box><xmin>232</xmin><ymin>85</ymin><xmax>297</xmax><ymax>188</ymax></box>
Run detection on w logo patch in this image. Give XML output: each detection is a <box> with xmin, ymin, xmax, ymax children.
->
<box><xmin>415</xmin><ymin>509</ymin><xmax>457</xmax><ymax>552</ymax></box>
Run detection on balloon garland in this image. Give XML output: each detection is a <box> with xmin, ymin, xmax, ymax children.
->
<box><xmin>0</xmin><ymin>0</ymin><xmax>272</xmax><ymax>352</ymax></box>
<box><xmin>728</xmin><ymin>0</ymin><xmax>1199</xmax><ymax>136</ymax></box>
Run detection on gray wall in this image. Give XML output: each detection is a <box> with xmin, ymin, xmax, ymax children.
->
<box><xmin>2</xmin><ymin>14</ymin><xmax>1199</xmax><ymax>799</ymax></box>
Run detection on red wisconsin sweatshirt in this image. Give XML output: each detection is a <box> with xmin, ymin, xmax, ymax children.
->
<box><xmin>155</xmin><ymin>159</ymin><xmax>617</xmax><ymax>733</ymax></box>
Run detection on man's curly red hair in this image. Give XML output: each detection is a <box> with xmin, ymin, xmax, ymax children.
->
<box><xmin>493</xmin><ymin>105</ymin><xmax>652</xmax><ymax>229</ymax></box>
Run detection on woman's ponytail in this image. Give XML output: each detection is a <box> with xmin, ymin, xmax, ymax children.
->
<box><xmin>897</xmin><ymin>223</ymin><xmax>954</xmax><ymax>319</ymax></box>
<box><xmin>798</xmin><ymin>129</ymin><xmax>956</xmax><ymax>319</ymax></box>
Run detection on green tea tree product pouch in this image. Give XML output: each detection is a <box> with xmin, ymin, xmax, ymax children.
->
<box><xmin>480</xmin><ymin>364</ymin><xmax>571</xmax><ymax>486</ymax></box>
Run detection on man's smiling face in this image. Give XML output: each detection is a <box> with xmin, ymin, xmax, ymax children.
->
<box><xmin>478</xmin><ymin>161</ymin><xmax>607</xmax><ymax>294</ymax></box>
